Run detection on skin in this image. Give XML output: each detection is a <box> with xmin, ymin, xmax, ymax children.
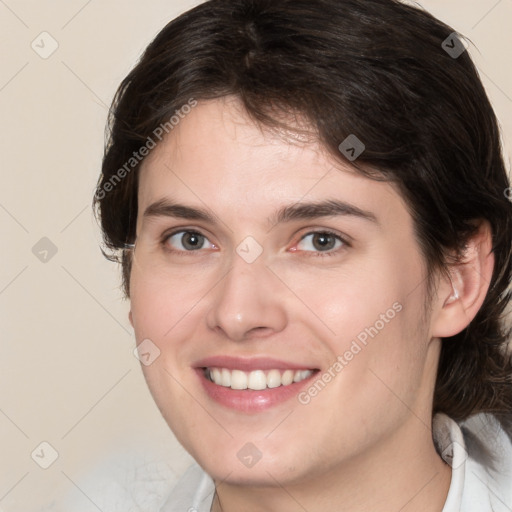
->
<box><xmin>128</xmin><ymin>96</ymin><xmax>493</xmax><ymax>512</ymax></box>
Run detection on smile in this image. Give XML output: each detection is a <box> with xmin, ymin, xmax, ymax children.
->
<box><xmin>204</xmin><ymin>367</ymin><xmax>314</xmax><ymax>390</ymax></box>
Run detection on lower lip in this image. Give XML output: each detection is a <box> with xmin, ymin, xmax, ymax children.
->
<box><xmin>196</xmin><ymin>369</ymin><xmax>316</xmax><ymax>412</ymax></box>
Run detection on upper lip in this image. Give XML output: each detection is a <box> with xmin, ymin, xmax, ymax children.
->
<box><xmin>194</xmin><ymin>356</ymin><xmax>318</xmax><ymax>372</ymax></box>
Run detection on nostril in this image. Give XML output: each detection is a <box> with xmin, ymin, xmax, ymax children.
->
<box><xmin>246</xmin><ymin>326</ymin><xmax>275</xmax><ymax>338</ymax></box>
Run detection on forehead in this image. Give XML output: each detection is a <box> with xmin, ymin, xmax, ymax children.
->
<box><xmin>137</xmin><ymin>97</ymin><xmax>408</xmax><ymax>228</ymax></box>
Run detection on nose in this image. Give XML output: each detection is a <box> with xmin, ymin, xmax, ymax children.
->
<box><xmin>206</xmin><ymin>255</ymin><xmax>288</xmax><ymax>342</ymax></box>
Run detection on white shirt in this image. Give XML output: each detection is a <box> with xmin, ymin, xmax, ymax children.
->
<box><xmin>159</xmin><ymin>413</ymin><xmax>512</xmax><ymax>512</ymax></box>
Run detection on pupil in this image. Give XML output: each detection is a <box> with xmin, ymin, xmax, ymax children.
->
<box><xmin>313</xmin><ymin>233</ymin><xmax>335</xmax><ymax>251</ymax></box>
<box><xmin>183</xmin><ymin>232</ymin><xmax>203</xmax><ymax>250</ymax></box>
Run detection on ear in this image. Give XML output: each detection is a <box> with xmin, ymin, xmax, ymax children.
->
<box><xmin>431</xmin><ymin>221</ymin><xmax>494</xmax><ymax>338</ymax></box>
<box><xmin>128</xmin><ymin>310</ymin><xmax>134</xmax><ymax>328</ymax></box>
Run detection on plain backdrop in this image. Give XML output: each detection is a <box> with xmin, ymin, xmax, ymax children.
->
<box><xmin>1</xmin><ymin>1</ymin><xmax>511</xmax><ymax>510</ymax></box>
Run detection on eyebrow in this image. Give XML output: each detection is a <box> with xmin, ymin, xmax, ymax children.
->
<box><xmin>143</xmin><ymin>199</ymin><xmax>217</xmax><ymax>223</ymax></box>
<box><xmin>143</xmin><ymin>198</ymin><xmax>378</xmax><ymax>226</ymax></box>
<box><xmin>272</xmin><ymin>199</ymin><xmax>378</xmax><ymax>225</ymax></box>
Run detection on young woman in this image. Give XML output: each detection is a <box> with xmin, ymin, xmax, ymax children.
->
<box><xmin>95</xmin><ymin>1</ymin><xmax>512</xmax><ymax>510</ymax></box>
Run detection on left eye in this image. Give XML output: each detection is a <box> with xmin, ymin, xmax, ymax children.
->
<box><xmin>296</xmin><ymin>232</ymin><xmax>344</xmax><ymax>252</ymax></box>
<box><xmin>165</xmin><ymin>231</ymin><xmax>215</xmax><ymax>251</ymax></box>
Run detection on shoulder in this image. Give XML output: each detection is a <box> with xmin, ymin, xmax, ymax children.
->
<box><xmin>434</xmin><ymin>413</ymin><xmax>512</xmax><ymax>512</ymax></box>
<box><xmin>159</xmin><ymin>463</ymin><xmax>215</xmax><ymax>512</ymax></box>
<box><xmin>55</xmin><ymin>450</ymin><xmax>186</xmax><ymax>512</ymax></box>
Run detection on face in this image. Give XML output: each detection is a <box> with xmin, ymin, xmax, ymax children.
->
<box><xmin>129</xmin><ymin>96</ymin><xmax>441</xmax><ymax>487</ymax></box>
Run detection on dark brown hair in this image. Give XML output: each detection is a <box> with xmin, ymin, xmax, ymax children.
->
<box><xmin>95</xmin><ymin>0</ymin><xmax>512</xmax><ymax>430</ymax></box>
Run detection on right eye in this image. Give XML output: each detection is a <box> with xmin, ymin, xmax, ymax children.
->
<box><xmin>164</xmin><ymin>230</ymin><xmax>217</xmax><ymax>252</ymax></box>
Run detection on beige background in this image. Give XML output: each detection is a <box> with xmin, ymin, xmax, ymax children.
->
<box><xmin>0</xmin><ymin>1</ymin><xmax>511</xmax><ymax>511</ymax></box>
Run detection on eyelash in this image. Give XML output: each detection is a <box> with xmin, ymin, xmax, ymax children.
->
<box><xmin>161</xmin><ymin>229</ymin><xmax>216</xmax><ymax>256</ymax></box>
<box><xmin>160</xmin><ymin>228</ymin><xmax>350</xmax><ymax>257</ymax></box>
<box><xmin>294</xmin><ymin>230</ymin><xmax>349</xmax><ymax>257</ymax></box>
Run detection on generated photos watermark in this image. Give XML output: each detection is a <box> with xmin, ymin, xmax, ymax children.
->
<box><xmin>298</xmin><ymin>301</ymin><xmax>403</xmax><ymax>405</ymax></box>
<box><xmin>95</xmin><ymin>98</ymin><xmax>198</xmax><ymax>200</ymax></box>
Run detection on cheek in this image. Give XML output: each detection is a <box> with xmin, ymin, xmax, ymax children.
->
<box><xmin>129</xmin><ymin>272</ymin><xmax>202</xmax><ymax>431</ymax></box>
<box><xmin>129</xmin><ymin>267</ymin><xmax>215</xmax><ymax>408</ymax></box>
<box><xmin>296</xmin><ymin>299</ymin><xmax>428</xmax><ymax>456</ymax></box>
<box><xmin>288</xmin><ymin>250</ymin><xmax>429</xmax><ymax>394</ymax></box>
<box><xmin>280</xmin><ymin>259</ymin><xmax>405</xmax><ymax>343</ymax></box>
<box><xmin>129</xmin><ymin>267</ymin><xmax>211</xmax><ymax>338</ymax></box>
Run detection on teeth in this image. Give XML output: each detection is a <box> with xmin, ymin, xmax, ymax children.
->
<box><xmin>206</xmin><ymin>367</ymin><xmax>313</xmax><ymax>390</ymax></box>
<box><xmin>266</xmin><ymin>369</ymin><xmax>282</xmax><ymax>388</ymax></box>
<box><xmin>231</xmin><ymin>369</ymin><xmax>248</xmax><ymax>390</ymax></box>
<box><xmin>212</xmin><ymin>368</ymin><xmax>222</xmax><ymax>384</ymax></box>
<box><xmin>248</xmin><ymin>370</ymin><xmax>267</xmax><ymax>390</ymax></box>
<box><xmin>294</xmin><ymin>369</ymin><xmax>311</xmax><ymax>383</ymax></box>
<box><xmin>221</xmin><ymin>368</ymin><xmax>231</xmax><ymax>387</ymax></box>
<box><xmin>281</xmin><ymin>369</ymin><xmax>294</xmax><ymax>386</ymax></box>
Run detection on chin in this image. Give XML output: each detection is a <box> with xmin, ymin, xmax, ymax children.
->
<box><xmin>186</xmin><ymin>436</ymin><xmax>315</xmax><ymax>487</ymax></box>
